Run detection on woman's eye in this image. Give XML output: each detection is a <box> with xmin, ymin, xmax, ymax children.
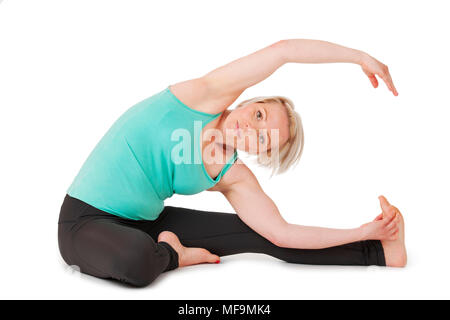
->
<box><xmin>259</xmin><ymin>134</ymin><xmax>265</xmax><ymax>144</ymax></box>
<box><xmin>256</xmin><ymin>110</ymin><xmax>263</xmax><ymax>120</ymax></box>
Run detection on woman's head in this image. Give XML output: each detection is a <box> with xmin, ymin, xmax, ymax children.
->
<box><xmin>221</xmin><ymin>95</ymin><xmax>304</xmax><ymax>175</ymax></box>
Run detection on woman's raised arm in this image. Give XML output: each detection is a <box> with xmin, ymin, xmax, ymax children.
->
<box><xmin>173</xmin><ymin>39</ymin><xmax>397</xmax><ymax>114</ymax></box>
<box><xmin>199</xmin><ymin>40</ymin><xmax>287</xmax><ymax>113</ymax></box>
<box><xmin>167</xmin><ymin>40</ymin><xmax>285</xmax><ymax>115</ymax></box>
<box><xmin>202</xmin><ymin>39</ymin><xmax>398</xmax><ymax>106</ymax></box>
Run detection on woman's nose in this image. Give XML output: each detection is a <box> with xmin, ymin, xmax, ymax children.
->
<box><xmin>243</xmin><ymin>122</ymin><xmax>253</xmax><ymax>133</ymax></box>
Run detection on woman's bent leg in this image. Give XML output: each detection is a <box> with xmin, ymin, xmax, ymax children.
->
<box><xmin>58</xmin><ymin>195</ymin><xmax>179</xmax><ymax>287</ymax></box>
<box><xmin>147</xmin><ymin>206</ymin><xmax>385</xmax><ymax>266</ymax></box>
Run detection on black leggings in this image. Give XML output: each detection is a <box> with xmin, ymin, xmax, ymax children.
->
<box><xmin>58</xmin><ymin>194</ymin><xmax>386</xmax><ymax>287</ymax></box>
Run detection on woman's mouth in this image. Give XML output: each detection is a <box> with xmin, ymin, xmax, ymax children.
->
<box><xmin>236</xmin><ymin>121</ymin><xmax>241</xmax><ymax>138</ymax></box>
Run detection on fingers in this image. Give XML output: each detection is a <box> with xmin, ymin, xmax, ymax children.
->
<box><xmin>382</xmin><ymin>213</ymin><xmax>397</xmax><ymax>229</ymax></box>
<box><xmin>374</xmin><ymin>213</ymin><xmax>383</xmax><ymax>221</ymax></box>
<box><xmin>363</xmin><ymin>69</ymin><xmax>379</xmax><ymax>88</ymax></box>
<box><xmin>386</xmin><ymin>72</ymin><xmax>398</xmax><ymax>96</ymax></box>
<box><xmin>384</xmin><ymin>210</ymin><xmax>400</xmax><ymax>240</ymax></box>
<box><xmin>379</xmin><ymin>67</ymin><xmax>398</xmax><ymax>96</ymax></box>
<box><xmin>361</xmin><ymin>57</ymin><xmax>398</xmax><ymax>96</ymax></box>
<box><xmin>389</xmin><ymin>229</ymin><xmax>399</xmax><ymax>240</ymax></box>
<box><xmin>386</xmin><ymin>214</ymin><xmax>400</xmax><ymax>230</ymax></box>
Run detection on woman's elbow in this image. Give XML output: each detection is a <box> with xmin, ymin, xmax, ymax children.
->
<box><xmin>267</xmin><ymin>228</ymin><xmax>288</xmax><ymax>248</ymax></box>
<box><xmin>270</xmin><ymin>40</ymin><xmax>289</xmax><ymax>64</ymax></box>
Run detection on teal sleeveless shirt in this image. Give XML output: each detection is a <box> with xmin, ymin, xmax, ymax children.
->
<box><xmin>67</xmin><ymin>86</ymin><xmax>238</xmax><ymax>220</ymax></box>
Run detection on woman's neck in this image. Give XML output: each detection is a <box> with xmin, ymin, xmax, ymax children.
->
<box><xmin>213</xmin><ymin>110</ymin><xmax>236</xmax><ymax>152</ymax></box>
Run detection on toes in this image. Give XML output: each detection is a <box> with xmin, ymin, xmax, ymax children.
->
<box><xmin>378</xmin><ymin>195</ymin><xmax>391</xmax><ymax>211</ymax></box>
<box><xmin>379</xmin><ymin>195</ymin><xmax>397</xmax><ymax>219</ymax></box>
<box><xmin>202</xmin><ymin>250</ymin><xmax>220</xmax><ymax>263</ymax></box>
<box><xmin>208</xmin><ymin>253</ymin><xmax>220</xmax><ymax>264</ymax></box>
<box><xmin>385</xmin><ymin>207</ymin><xmax>397</xmax><ymax>219</ymax></box>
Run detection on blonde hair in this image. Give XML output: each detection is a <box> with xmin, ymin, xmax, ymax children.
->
<box><xmin>235</xmin><ymin>95</ymin><xmax>304</xmax><ymax>176</ymax></box>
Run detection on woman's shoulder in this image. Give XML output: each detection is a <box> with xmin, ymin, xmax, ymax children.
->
<box><xmin>169</xmin><ymin>78</ymin><xmax>237</xmax><ymax>115</ymax></box>
<box><xmin>169</xmin><ymin>79</ymin><xmax>220</xmax><ymax>115</ymax></box>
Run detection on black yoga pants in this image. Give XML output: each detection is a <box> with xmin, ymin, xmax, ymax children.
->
<box><xmin>58</xmin><ymin>194</ymin><xmax>386</xmax><ymax>287</ymax></box>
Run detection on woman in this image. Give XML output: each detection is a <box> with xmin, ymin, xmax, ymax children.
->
<box><xmin>58</xmin><ymin>39</ymin><xmax>407</xmax><ymax>287</ymax></box>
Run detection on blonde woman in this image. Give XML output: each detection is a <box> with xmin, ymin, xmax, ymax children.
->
<box><xmin>58</xmin><ymin>39</ymin><xmax>406</xmax><ymax>287</ymax></box>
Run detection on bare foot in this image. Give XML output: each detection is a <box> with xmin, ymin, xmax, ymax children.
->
<box><xmin>158</xmin><ymin>231</ymin><xmax>220</xmax><ymax>267</ymax></box>
<box><xmin>379</xmin><ymin>196</ymin><xmax>407</xmax><ymax>267</ymax></box>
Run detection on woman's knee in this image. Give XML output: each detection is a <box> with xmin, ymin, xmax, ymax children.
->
<box><xmin>111</xmin><ymin>241</ymin><xmax>161</xmax><ymax>287</ymax></box>
<box><xmin>72</xmin><ymin>221</ymin><xmax>162</xmax><ymax>287</ymax></box>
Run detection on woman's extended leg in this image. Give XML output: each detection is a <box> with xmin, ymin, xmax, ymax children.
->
<box><xmin>146</xmin><ymin>206</ymin><xmax>386</xmax><ymax>266</ymax></box>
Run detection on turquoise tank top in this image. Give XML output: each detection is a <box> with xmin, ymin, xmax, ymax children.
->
<box><xmin>67</xmin><ymin>86</ymin><xmax>238</xmax><ymax>221</ymax></box>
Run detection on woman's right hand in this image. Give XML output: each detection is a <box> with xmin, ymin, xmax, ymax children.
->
<box><xmin>360</xmin><ymin>53</ymin><xmax>399</xmax><ymax>96</ymax></box>
<box><xmin>360</xmin><ymin>195</ymin><xmax>401</xmax><ymax>241</ymax></box>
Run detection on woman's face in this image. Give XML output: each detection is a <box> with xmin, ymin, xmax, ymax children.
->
<box><xmin>222</xmin><ymin>102</ymin><xmax>290</xmax><ymax>154</ymax></box>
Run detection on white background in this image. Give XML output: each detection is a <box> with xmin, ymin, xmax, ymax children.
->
<box><xmin>0</xmin><ymin>0</ymin><xmax>449</xmax><ymax>299</ymax></box>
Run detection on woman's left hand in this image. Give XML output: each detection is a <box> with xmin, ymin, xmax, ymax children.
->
<box><xmin>360</xmin><ymin>53</ymin><xmax>399</xmax><ymax>96</ymax></box>
<box><xmin>359</xmin><ymin>195</ymin><xmax>402</xmax><ymax>240</ymax></box>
